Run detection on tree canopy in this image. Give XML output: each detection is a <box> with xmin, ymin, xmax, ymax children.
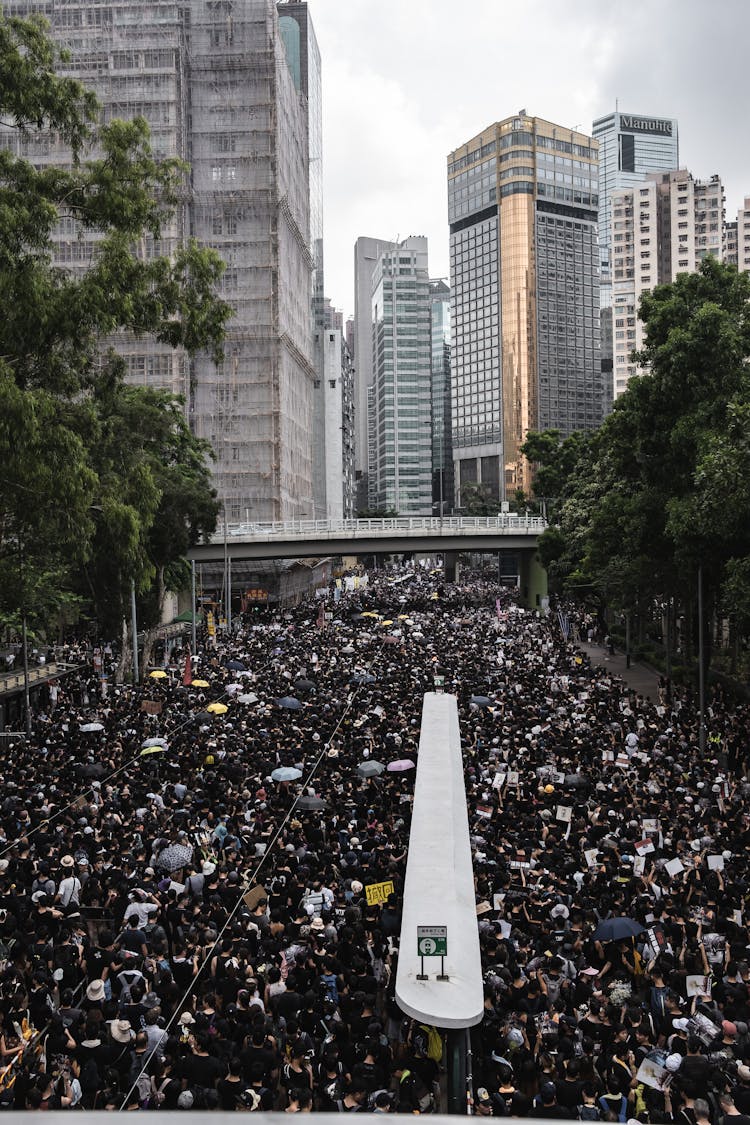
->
<box><xmin>540</xmin><ymin>258</ymin><xmax>750</xmax><ymax>670</ymax></box>
<box><xmin>0</xmin><ymin>12</ymin><xmax>231</xmax><ymax>651</ymax></box>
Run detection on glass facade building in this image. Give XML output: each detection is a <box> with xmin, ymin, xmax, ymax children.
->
<box><xmin>430</xmin><ymin>280</ymin><xmax>453</xmax><ymax>514</ymax></box>
<box><xmin>369</xmin><ymin>238</ymin><xmax>433</xmax><ymax>515</ymax></box>
<box><xmin>448</xmin><ymin>114</ymin><xmax>602</xmax><ymax>500</ymax></box>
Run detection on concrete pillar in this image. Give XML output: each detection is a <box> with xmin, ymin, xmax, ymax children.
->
<box><xmin>443</xmin><ymin>550</ymin><xmax>460</xmax><ymax>583</ymax></box>
<box><xmin>518</xmin><ymin>550</ymin><xmax>548</xmax><ymax>609</ymax></box>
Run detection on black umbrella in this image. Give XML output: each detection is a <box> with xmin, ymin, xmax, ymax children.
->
<box><xmin>226</xmin><ymin>660</ymin><xmax>247</xmax><ymax>672</ymax></box>
<box><xmin>79</xmin><ymin>762</ymin><xmax>107</xmax><ymax>779</ymax></box>
<box><xmin>470</xmin><ymin>695</ymin><xmax>492</xmax><ymax>707</ymax></box>
<box><xmin>297</xmin><ymin>795</ymin><xmax>328</xmax><ymax>811</ymax></box>
<box><xmin>276</xmin><ymin>696</ymin><xmax>302</xmax><ymax>710</ymax></box>
<box><xmin>294</xmin><ymin>678</ymin><xmax>315</xmax><ymax>693</ymax></box>
<box><xmin>350</xmin><ymin>673</ymin><xmax>376</xmax><ymax>685</ymax></box>
<box><xmin>592</xmin><ymin>916</ymin><xmax>644</xmax><ymax>942</ymax></box>
<box><xmin>564</xmin><ymin>773</ymin><xmax>589</xmax><ymax>789</ymax></box>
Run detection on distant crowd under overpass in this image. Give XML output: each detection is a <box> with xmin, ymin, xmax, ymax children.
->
<box><xmin>187</xmin><ymin>515</ymin><xmax>549</xmax><ymax>608</ymax></box>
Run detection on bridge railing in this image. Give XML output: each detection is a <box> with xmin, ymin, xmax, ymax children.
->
<box><xmin>217</xmin><ymin>514</ymin><xmax>546</xmax><ymax>543</ymax></box>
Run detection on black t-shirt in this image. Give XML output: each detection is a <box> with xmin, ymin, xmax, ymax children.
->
<box><xmin>179</xmin><ymin>1051</ymin><xmax>226</xmax><ymax>1088</ymax></box>
<box><xmin>239</xmin><ymin>1044</ymin><xmax>278</xmax><ymax>1082</ymax></box>
<box><xmin>556</xmin><ymin>1077</ymin><xmax>583</xmax><ymax>1109</ymax></box>
<box><xmin>120</xmin><ymin>927</ymin><xmax>148</xmax><ymax>954</ymax></box>
<box><xmin>217</xmin><ymin>1076</ymin><xmax>246</xmax><ymax>1111</ymax></box>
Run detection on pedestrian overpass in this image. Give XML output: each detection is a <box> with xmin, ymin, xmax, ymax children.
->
<box><xmin>189</xmin><ymin>514</ymin><xmax>546</xmax><ymax>561</ymax></box>
<box><xmin>187</xmin><ymin>514</ymin><xmax>548</xmax><ymax>606</ymax></box>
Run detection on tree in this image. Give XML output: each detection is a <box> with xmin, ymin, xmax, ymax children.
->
<box><xmin>460</xmin><ymin>482</ymin><xmax>501</xmax><ymax>516</ymax></box>
<box><xmin>0</xmin><ymin>12</ymin><xmax>231</xmax><ymax>653</ymax></box>
<box><xmin>520</xmin><ymin>429</ymin><xmax>591</xmax><ymax>519</ymax></box>
<box><xmin>549</xmin><ymin>258</ymin><xmax>750</xmax><ymax>677</ymax></box>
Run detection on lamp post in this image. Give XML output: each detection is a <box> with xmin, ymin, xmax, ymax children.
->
<box><xmin>130</xmin><ymin>579</ymin><xmax>139</xmax><ymax>684</ymax></box>
<box><xmin>698</xmin><ymin>565</ymin><xmax>706</xmax><ymax>753</ymax></box>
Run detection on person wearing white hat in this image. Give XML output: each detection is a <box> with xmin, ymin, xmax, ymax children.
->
<box><xmin>85</xmin><ymin>979</ymin><xmax>105</xmax><ymax>1004</ymax></box>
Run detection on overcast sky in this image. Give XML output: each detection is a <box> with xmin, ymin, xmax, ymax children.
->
<box><xmin>310</xmin><ymin>0</ymin><xmax>750</xmax><ymax>320</ymax></box>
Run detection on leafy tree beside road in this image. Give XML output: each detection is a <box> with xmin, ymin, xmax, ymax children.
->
<box><xmin>538</xmin><ymin>258</ymin><xmax>750</xmax><ymax>678</ymax></box>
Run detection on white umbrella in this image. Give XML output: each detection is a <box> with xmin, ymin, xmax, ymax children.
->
<box><xmin>238</xmin><ymin>693</ymin><xmax>259</xmax><ymax>705</ymax></box>
<box><xmin>271</xmin><ymin>766</ymin><xmax>303</xmax><ymax>782</ymax></box>
<box><xmin>80</xmin><ymin>722</ymin><xmax>104</xmax><ymax>733</ymax></box>
<box><xmin>141</xmin><ymin>737</ymin><xmax>169</xmax><ymax>750</ymax></box>
<box><xmin>225</xmin><ymin>683</ymin><xmax>243</xmax><ymax>694</ymax></box>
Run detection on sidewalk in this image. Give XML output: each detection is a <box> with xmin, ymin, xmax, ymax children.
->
<box><xmin>577</xmin><ymin>641</ymin><xmax>662</xmax><ymax>700</ymax></box>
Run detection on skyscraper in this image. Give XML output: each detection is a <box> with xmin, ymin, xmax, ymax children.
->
<box><xmin>593</xmin><ymin>111</ymin><xmax>679</xmax><ymax>303</ymax></box>
<box><xmin>429</xmin><ymin>280</ymin><xmax>453</xmax><ymax>515</ymax></box>
<box><xmin>5</xmin><ymin>0</ymin><xmax>317</xmax><ymax>523</ymax></box>
<box><xmin>277</xmin><ymin>2</ymin><xmax>329</xmax><ymax>517</ymax></box>
<box><xmin>611</xmin><ymin>170</ymin><xmax>725</xmax><ymax>389</ymax></box>
<box><xmin>369</xmin><ymin>237</ymin><xmax>433</xmax><ymax>516</ymax></box>
<box><xmin>353</xmin><ymin>236</ymin><xmax>398</xmax><ymax>511</ymax></box>
<box><xmin>592</xmin><ymin>110</ymin><xmax>679</xmax><ymax>411</ymax></box>
<box><xmin>447</xmin><ymin>113</ymin><xmax>602</xmax><ymax>501</ymax></box>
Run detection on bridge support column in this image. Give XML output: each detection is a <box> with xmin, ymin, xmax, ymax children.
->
<box><xmin>518</xmin><ymin>550</ymin><xmax>548</xmax><ymax>609</ymax></box>
<box><xmin>443</xmin><ymin>550</ymin><xmax>460</xmax><ymax>583</ymax></box>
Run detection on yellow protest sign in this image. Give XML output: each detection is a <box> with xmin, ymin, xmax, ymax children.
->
<box><xmin>365</xmin><ymin>879</ymin><xmax>395</xmax><ymax>906</ymax></box>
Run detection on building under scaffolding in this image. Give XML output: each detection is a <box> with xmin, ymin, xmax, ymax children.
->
<box><xmin>4</xmin><ymin>0</ymin><xmax>316</xmax><ymax>522</ymax></box>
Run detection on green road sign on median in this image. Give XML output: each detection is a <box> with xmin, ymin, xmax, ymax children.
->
<box><xmin>417</xmin><ymin>925</ymin><xmax>447</xmax><ymax>957</ymax></box>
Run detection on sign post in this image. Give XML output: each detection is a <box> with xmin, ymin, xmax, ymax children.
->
<box><xmin>417</xmin><ymin>925</ymin><xmax>448</xmax><ymax>981</ymax></box>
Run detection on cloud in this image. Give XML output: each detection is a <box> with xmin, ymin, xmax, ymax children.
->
<box><xmin>311</xmin><ymin>0</ymin><xmax>750</xmax><ymax>316</ymax></box>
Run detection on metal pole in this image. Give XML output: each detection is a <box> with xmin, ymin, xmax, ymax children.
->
<box><xmin>439</xmin><ymin>424</ymin><xmax>444</xmax><ymax>524</ymax></box>
<box><xmin>130</xmin><ymin>579</ymin><xmax>139</xmax><ymax>684</ymax></box>
<box><xmin>223</xmin><ymin>506</ymin><xmax>228</xmax><ymax>628</ymax></box>
<box><xmin>227</xmin><ymin>557</ymin><xmax>232</xmax><ymax>631</ymax></box>
<box><xmin>698</xmin><ymin>565</ymin><xmax>706</xmax><ymax>753</ymax></box>
<box><xmin>21</xmin><ymin>613</ymin><xmax>31</xmax><ymax>738</ymax></box>
<box><xmin>191</xmin><ymin>559</ymin><xmax>197</xmax><ymax>654</ymax></box>
<box><xmin>625</xmin><ymin>610</ymin><xmax>631</xmax><ymax>669</ymax></box>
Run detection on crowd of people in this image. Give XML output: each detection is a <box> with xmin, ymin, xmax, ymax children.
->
<box><xmin>0</xmin><ymin>566</ymin><xmax>749</xmax><ymax>1119</ymax></box>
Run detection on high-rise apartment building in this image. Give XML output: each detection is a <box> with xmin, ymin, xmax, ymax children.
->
<box><xmin>369</xmin><ymin>237</ymin><xmax>433</xmax><ymax>516</ymax></box>
<box><xmin>592</xmin><ymin>110</ymin><xmax>678</xmax><ymax>412</ymax></box>
<box><xmin>5</xmin><ymin>0</ymin><xmax>317</xmax><ymax>522</ymax></box>
<box><xmin>447</xmin><ymin>113</ymin><xmax>602</xmax><ymax>500</ymax></box>
<box><xmin>593</xmin><ymin>110</ymin><xmax>679</xmax><ymax>303</ymax></box>
<box><xmin>278</xmin><ymin>2</ymin><xmax>331</xmax><ymax>519</ymax></box>
<box><xmin>732</xmin><ymin>198</ymin><xmax>750</xmax><ymax>273</ymax></box>
<box><xmin>312</xmin><ymin>320</ymin><xmax>355</xmax><ymax>520</ymax></box>
<box><xmin>429</xmin><ymin>280</ymin><xmax>453</xmax><ymax>515</ymax></box>
<box><xmin>353</xmin><ymin>236</ymin><xmax>398</xmax><ymax>511</ymax></box>
<box><xmin>611</xmin><ymin>170</ymin><xmax>725</xmax><ymax>391</ymax></box>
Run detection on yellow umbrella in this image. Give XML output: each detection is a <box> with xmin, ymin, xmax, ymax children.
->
<box><xmin>381</xmin><ymin>619</ymin><xmax>394</xmax><ymax>626</ymax></box>
<box><xmin>191</xmin><ymin>679</ymin><xmax>210</xmax><ymax>688</ymax></box>
<box><xmin>361</xmin><ymin>611</ymin><xmax>381</xmax><ymax>619</ymax></box>
<box><xmin>207</xmin><ymin>702</ymin><xmax>228</xmax><ymax>715</ymax></box>
<box><xmin>430</xmin><ymin>592</ymin><xmax>439</xmax><ymax>600</ymax></box>
<box><xmin>139</xmin><ymin>745</ymin><xmax>168</xmax><ymax>757</ymax></box>
<box><xmin>149</xmin><ymin>669</ymin><xmax>168</xmax><ymax>679</ymax></box>
<box><xmin>397</xmin><ymin>615</ymin><xmax>409</xmax><ymax>620</ymax></box>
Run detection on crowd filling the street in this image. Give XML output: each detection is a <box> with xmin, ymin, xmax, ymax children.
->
<box><xmin>1</xmin><ymin>567</ymin><xmax>750</xmax><ymax>1118</ymax></box>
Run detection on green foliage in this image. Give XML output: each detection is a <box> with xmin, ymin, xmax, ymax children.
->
<box><xmin>0</xmin><ymin>12</ymin><xmax>230</xmax><ymax>641</ymax></box>
<box><xmin>357</xmin><ymin>507</ymin><xmax>399</xmax><ymax>519</ymax></box>
<box><xmin>547</xmin><ymin>259</ymin><xmax>750</xmax><ymax>667</ymax></box>
<box><xmin>460</xmin><ymin>482</ymin><xmax>501</xmax><ymax>516</ymax></box>
<box><xmin>520</xmin><ymin>429</ymin><xmax>591</xmax><ymax>519</ymax></box>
